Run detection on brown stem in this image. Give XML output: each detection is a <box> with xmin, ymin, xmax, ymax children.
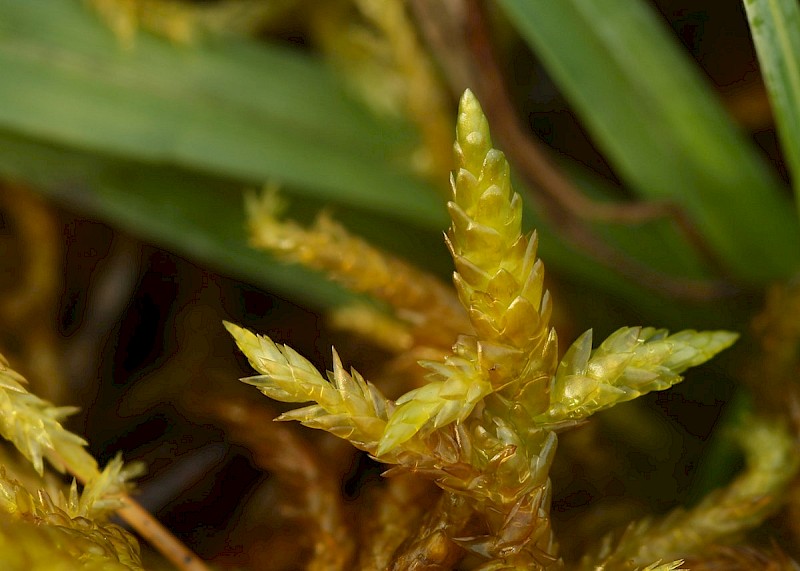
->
<box><xmin>59</xmin><ymin>451</ymin><xmax>210</xmax><ymax>571</ymax></box>
<box><xmin>115</xmin><ymin>495</ymin><xmax>212</xmax><ymax>571</ymax></box>
<box><xmin>462</xmin><ymin>0</ymin><xmax>732</xmax><ymax>286</ymax></box>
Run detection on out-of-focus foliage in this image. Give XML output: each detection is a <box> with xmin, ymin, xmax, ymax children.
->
<box><xmin>0</xmin><ymin>355</ymin><xmax>143</xmax><ymax>570</ymax></box>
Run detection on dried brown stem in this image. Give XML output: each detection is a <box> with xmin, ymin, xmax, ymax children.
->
<box><xmin>54</xmin><ymin>447</ymin><xmax>211</xmax><ymax>571</ymax></box>
<box><xmin>115</xmin><ymin>495</ymin><xmax>211</xmax><ymax>571</ymax></box>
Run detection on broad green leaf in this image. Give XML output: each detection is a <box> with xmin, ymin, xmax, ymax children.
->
<box><xmin>0</xmin><ymin>128</ymin><xmax>358</xmax><ymax>308</ymax></box>
<box><xmin>1</xmin><ymin>123</ymin><xmax>714</xmax><ymax>326</ymax></box>
<box><xmin>0</xmin><ymin>0</ymin><xmax>446</xmax><ymax>228</ymax></box>
<box><xmin>744</xmin><ymin>0</ymin><xmax>800</xmax><ymax>219</ymax></box>
<box><xmin>498</xmin><ymin>0</ymin><xmax>800</xmax><ymax>280</ymax></box>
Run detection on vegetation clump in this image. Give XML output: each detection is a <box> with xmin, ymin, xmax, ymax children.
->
<box><xmin>3</xmin><ymin>1</ymin><xmax>800</xmax><ymax>568</ymax></box>
<box><xmin>224</xmin><ymin>92</ymin><xmax>785</xmax><ymax>570</ymax></box>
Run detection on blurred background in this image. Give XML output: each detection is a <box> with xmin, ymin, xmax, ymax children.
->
<box><xmin>1</xmin><ymin>0</ymin><xmax>799</xmax><ymax>566</ymax></box>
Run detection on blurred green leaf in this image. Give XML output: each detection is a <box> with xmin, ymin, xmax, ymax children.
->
<box><xmin>744</xmin><ymin>0</ymin><xmax>800</xmax><ymax>219</ymax></box>
<box><xmin>498</xmin><ymin>0</ymin><xmax>800</xmax><ymax>281</ymax></box>
<box><xmin>0</xmin><ymin>0</ymin><xmax>446</xmax><ymax>228</ymax></box>
<box><xmin>0</xmin><ymin>128</ymin><xmax>357</xmax><ymax>308</ymax></box>
<box><xmin>0</xmin><ymin>121</ymin><xmax>717</xmax><ymax>326</ymax></box>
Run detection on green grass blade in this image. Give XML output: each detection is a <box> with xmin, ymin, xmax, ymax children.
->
<box><xmin>744</xmin><ymin>0</ymin><xmax>800</xmax><ymax>220</ymax></box>
<box><xmin>498</xmin><ymin>0</ymin><xmax>800</xmax><ymax>280</ymax></box>
<box><xmin>0</xmin><ymin>129</ymin><xmax>358</xmax><ymax>308</ymax></box>
<box><xmin>0</xmin><ymin>124</ymin><xmax>713</xmax><ymax>326</ymax></box>
<box><xmin>0</xmin><ymin>0</ymin><xmax>445</xmax><ymax>228</ymax></box>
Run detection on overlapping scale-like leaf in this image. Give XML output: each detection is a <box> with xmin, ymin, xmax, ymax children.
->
<box><xmin>448</xmin><ymin>92</ymin><xmax>555</xmax><ymax>410</ymax></box>
<box><xmin>0</xmin><ymin>354</ymin><xmax>98</xmax><ymax>480</ymax></box>
<box><xmin>225</xmin><ymin>321</ymin><xmax>392</xmax><ymax>452</ymax></box>
<box><xmin>541</xmin><ymin>327</ymin><xmax>738</xmax><ymax>422</ymax></box>
<box><xmin>377</xmin><ymin>336</ymin><xmax>491</xmax><ymax>455</ymax></box>
<box><xmin>378</xmin><ymin>91</ymin><xmax>556</xmax><ymax>453</ymax></box>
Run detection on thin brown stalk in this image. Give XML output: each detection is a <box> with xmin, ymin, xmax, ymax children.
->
<box><xmin>52</xmin><ymin>449</ymin><xmax>211</xmax><ymax>571</ymax></box>
<box><xmin>115</xmin><ymin>495</ymin><xmax>211</xmax><ymax>571</ymax></box>
<box><xmin>581</xmin><ymin>417</ymin><xmax>798</xmax><ymax>569</ymax></box>
<box><xmin>247</xmin><ymin>190</ymin><xmax>470</xmax><ymax>344</ymax></box>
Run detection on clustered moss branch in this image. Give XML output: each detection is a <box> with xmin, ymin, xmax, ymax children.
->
<box><xmin>227</xmin><ymin>90</ymin><xmax>750</xmax><ymax>569</ymax></box>
<box><xmin>583</xmin><ymin>416</ymin><xmax>798</xmax><ymax>569</ymax></box>
<box><xmin>0</xmin><ymin>353</ymin><xmax>209</xmax><ymax>571</ymax></box>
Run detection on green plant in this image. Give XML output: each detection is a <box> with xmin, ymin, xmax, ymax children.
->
<box><xmin>2</xmin><ymin>0</ymin><xmax>800</xmax><ymax>568</ymax></box>
<box><xmin>222</xmin><ymin>92</ymin><xmax>794</xmax><ymax>569</ymax></box>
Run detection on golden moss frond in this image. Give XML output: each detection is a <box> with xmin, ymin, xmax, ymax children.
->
<box><xmin>228</xmin><ymin>89</ymin><xmax>741</xmax><ymax>569</ymax></box>
<box><xmin>328</xmin><ymin>302</ymin><xmax>416</xmax><ymax>354</ymax></box>
<box><xmin>356</xmin><ymin>474</ymin><xmax>438</xmax><ymax>570</ymax></box>
<box><xmin>246</xmin><ymin>188</ymin><xmax>469</xmax><ymax>347</ymax></box>
<box><xmin>584</xmin><ymin>416</ymin><xmax>798</xmax><ymax>568</ymax></box>
<box><xmin>377</xmin><ymin>90</ymin><xmax>558</xmax><ymax>451</ymax></box>
<box><xmin>377</xmin><ymin>336</ymin><xmax>490</xmax><ymax>454</ymax></box>
<box><xmin>386</xmin><ymin>491</ymin><xmax>473</xmax><ymax>570</ymax></box>
<box><xmin>0</xmin><ymin>509</ymin><xmax>141</xmax><ymax>571</ymax></box>
<box><xmin>0</xmin><ymin>354</ymin><xmax>205</xmax><ymax>570</ymax></box>
<box><xmin>542</xmin><ymin>327</ymin><xmax>738</xmax><ymax>423</ymax></box>
<box><xmin>450</xmin><ymin>90</ymin><xmax>556</xmax><ymax>413</ymax></box>
<box><xmin>0</xmin><ymin>354</ymin><xmax>97</xmax><ymax>480</ymax></box>
<box><xmin>205</xmin><ymin>397</ymin><xmax>355</xmax><ymax>570</ymax></box>
<box><xmin>0</xmin><ymin>184</ymin><xmax>64</xmax><ymax>404</ymax></box>
<box><xmin>74</xmin><ymin>454</ymin><xmax>143</xmax><ymax>519</ymax></box>
<box><xmin>0</xmin><ymin>470</ymin><xmax>142</xmax><ymax>570</ymax></box>
<box><xmin>451</xmin><ymin>91</ymin><xmax>550</xmax><ymax>352</ymax></box>
<box><xmin>225</xmin><ymin>321</ymin><xmax>392</xmax><ymax>453</ymax></box>
<box><xmin>684</xmin><ymin>544</ymin><xmax>800</xmax><ymax>570</ymax></box>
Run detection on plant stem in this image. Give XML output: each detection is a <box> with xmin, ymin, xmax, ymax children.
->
<box><xmin>114</xmin><ymin>495</ymin><xmax>212</xmax><ymax>571</ymax></box>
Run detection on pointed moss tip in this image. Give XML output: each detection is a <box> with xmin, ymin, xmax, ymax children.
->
<box><xmin>375</xmin><ymin>439</ymin><xmax>394</xmax><ymax>457</ymax></box>
<box><xmin>456</xmin><ymin>89</ymin><xmax>492</xmax><ymax>153</ymax></box>
<box><xmin>376</xmin><ymin>428</ymin><xmax>403</xmax><ymax>457</ymax></box>
<box><xmin>459</xmin><ymin>88</ymin><xmax>481</xmax><ymax>114</ymax></box>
